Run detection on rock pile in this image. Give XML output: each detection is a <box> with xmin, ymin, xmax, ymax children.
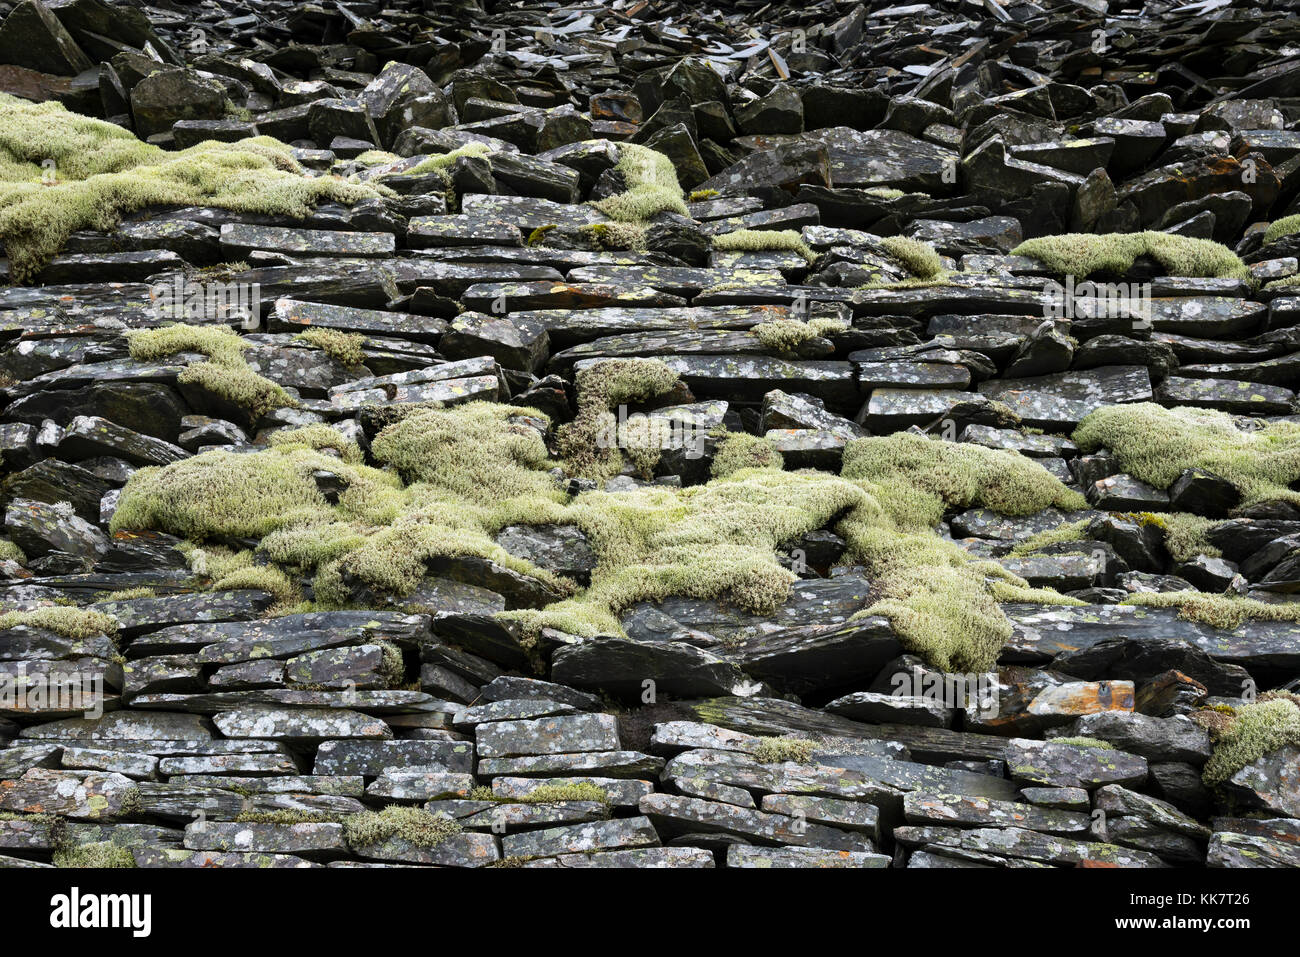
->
<box><xmin>1</xmin><ymin>0</ymin><xmax>1300</xmax><ymax>869</ymax></box>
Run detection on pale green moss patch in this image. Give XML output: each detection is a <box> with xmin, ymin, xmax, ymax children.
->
<box><xmin>839</xmin><ymin>432</ymin><xmax>1088</xmax><ymax>672</ymax></box>
<box><xmin>712</xmin><ymin>228</ymin><xmax>815</xmax><ymax>265</ymax></box>
<box><xmin>711</xmin><ymin>431</ymin><xmax>783</xmax><ymax>479</ymax></box>
<box><xmin>1263</xmin><ymin>215</ymin><xmax>1300</xmax><ymax>246</ymax></box>
<box><xmin>0</xmin><ymin>538</ymin><xmax>24</xmax><ymax>564</ymax></box>
<box><xmin>401</xmin><ymin>142</ymin><xmax>493</xmax><ymax>178</ymax></box>
<box><xmin>1201</xmin><ymin>694</ymin><xmax>1300</xmax><ymax>786</ymax></box>
<box><xmin>1264</xmin><ymin>272</ymin><xmax>1300</xmax><ymax>291</ymax></box>
<box><xmin>1047</xmin><ymin>736</ymin><xmax>1114</xmax><ymax>750</ymax></box>
<box><xmin>879</xmin><ymin>236</ymin><xmax>943</xmax><ymax>280</ymax></box>
<box><xmin>126</xmin><ymin>324</ymin><xmax>298</xmax><ymax>419</ymax></box>
<box><xmin>1013</xmin><ymin>231</ymin><xmax>1251</xmax><ymax>283</ymax></box>
<box><xmin>753</xmin><ymin>736</ymin><xmax>817</xmax><ymax>764</ymax></box>
<box><xmin>1074</xmin><ymin>403</ymin><xmax>1300</xmax><ymax>507</ymax></box>
<box><xmin>53</xmin><ymin>841</ymin><xmax>136</xmax><ymax>868</ymax></box>
<box><xmin>267</xmin><ymin>423</ymin><xmax>364</xmax><ymax>464</ymax></box>
<box><xmin>751</xmin><ymin>315</ymin><xmax>848</xmax><ymax>352</ymax></box>
<box><xmin>342</xmin><ymin>805</ymin><xmax>460</xmax><ymax>848</ymax></box>
<box><xmin>294</xmin><ymin>328</ymin><xmax>366</xmax><ymax>367</ymax></box>
<box><xmin>0</xmin><ymin>606</ymin><xmax>118</xmax><ymax>639</ymax></box>
<box><xmin>1122</xmin><ymin>591</ymin><xmax>1300</xmax><ymax>631</ymax></box>
<box><xmin>0</xmin><ymin>94</ymin><xmax>388</xmax><ymax>282</ymax></box>
<box><xmin>591</xmin><ymin>143</ymin><xmax>688</xmax><ymax>221</ymax></box>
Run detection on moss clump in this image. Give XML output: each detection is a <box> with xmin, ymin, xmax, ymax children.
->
<box><xmin>0</xmin><ymin>606</ymin><xmax>119</xmax><ymax>639</ymax></box>
<box><xmin>688</xmin><ymin>188</ymin><xmax>719</xmax><ymax>202</ymax></box>
<box><xmin>1121</xmin><ymin>591</ymin><xmax>1300</xmax><ymax>631</ymax></box>
<box><xmin>373</xmin><ymin>639</ymin><xmax>405</xmax><ymax>687</ymax></box>
<box><xmin>0</xmin><ymin>94</ymin><xmax>388</xmax><ymax>282</ymax></box>
<box><xmin>1012</xmin><ymin>231</ymin><xmax>1252</xmax><ymax>283</ymax></box>
<box><xmin>842</xmin><ymin>432</ymin><xmax>1087</xmax><ymax>525</ymax></box>
<box><xmin>591</xmin><ymin>143</ymin><xmax>688</xmax><ymax>221</ymax></box>
<box><xmin>126</xmin><ymin>324</ymin><xmax>298</xmax><ymax>419</ymax></box>
<box><xmin>295</xmin><ymin>328</ymin><xmax>366</xmax><ymax>367</ymax></box>
<box><xmin>401</xmin><ymin>142</ymin><xmax>493</xmax><ymax>178</ymax></box>
<box><xmin>1074</xmin><ymin>403</ymin><xmax>1300</xmax><ymax>508</ymax></box>
<box><xmin>711</xmin><ymin>432</ymin><xmax>783</xmax><ymax>479</ymax></box>
<box><xmin>52</xmin><ymin>841</ymin><xmax>136</xmax><ymax>868</ymax></box>
<box><xmin>112</xmin><ymin>400</ymin><xmax>572</xmax><ymax>612</ymax></box>
<box><xmin>527</xmin><ymin>224</ymin><xmax>555</xmax><ymax>246</ymax></box>
<box><xmin>99</xmin><ymin>586</ymin><xmax>156</xmax><ymax>601</ymax></box>
<box><xmin>516</xmin><ymin>782</ymin><xmax>611</xmax><ymax>804</ymax></box>
<box><xmin>502</xmin><ymin>468</ymin><xmax>867</xmax><ymax>640</ymax></box>
<box><xmin>753</xmin><ymin>736</ymin><xmax>817</xmax><ymax>764</ymax></box>
<box><xmin>342</xmin><ymin>805</ymin><xmax>460</xmax><ymax>848</ymax></box>
<box><xmin>354</xmin><ymin>150</ymin><xmax>400</xmax><ymax>167</ymax></box>
<box><xmin>267</xmin><ymin>423</ymin><xmax>364</xmax><ymax>464</ymax></box>
<box><xmin>556</xmin><ymin>358</ymin><xmax>681</xmax><ymax>480</ymax></box>
<box><xmin>1264</xmin><ymin>273</ymin><xmax>1300</xmax><ymax>291</ymax></box>
<box><xmin>211</xmin><ymin>563</ymin><xmax>297</xmax><ymax>606</ymax></box>
<box><xmin>879</xmin><ymin>236</ymin><xmax>943</xmax><ymax>280</ymax></box>
<box><xmin>1009</xmin><ymin>519</ymin><xmax>1090</xmax><ymax>556</ymax></box>
<box><xmin>751</xmin><ymin>315</ymin><xmax>847</xmax><ymax>353</ymax></box>
<box><xmin>712</xmin><ymin>228</ymin><xmax>815</xmax><ymax>265</ymax></box>
<box><xmin>838</xmin><ymin>432</ymin><xmax>1087</xmax><ymax>672</ymax></box>
<box><xmin>233</xmin><ymin>810</ymin><xmax>339</xmax><ymax>824</ymax></box>
<box><xmin>112</xmin><ymin>445</ymin><xmax>402</xmax><ymax>541</ymax></box>
<box><xmin>0</xmin><ymin>538</ymin><xmax>25</xmax><ymax>564</ymax></box>
<box><xmin>109</xmin><ymin>386</ymin><xmax>1092</xmax><ymax>675</ymax></box>
<box><xmin>1201</xmin><ymin>695</ymin><xmax>1300</xmax><ymax>786</ymax></box>
<box><xmin>329</xmin><ymin>403</ymin><xmax>574</xmax><ymax>603</ymax></box>
<box><xmin>578</xmin><ymin>220</ymin><xmax>647</xmax><ymax>251</ymax></box>
<box><xmin>1047</xmin><ymin>736</ymin><xmax>1114</xmax><ymax>750</ymax></box>
<box><xmin>1135</xmin><ymin>511</ymin><xmax>1222</xmax><ymax>562</ymax></box>
<box><xmin>1263</xmin><ymin>215</ymin><xmax>1300</xmax><ymax>245</ymax></box>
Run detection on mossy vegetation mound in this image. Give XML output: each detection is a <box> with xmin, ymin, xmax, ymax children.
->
<box><xmin>0</xmin><ymin>538</ymin><xmax>25</xmax><ymax>564</ymax></box>
<box><xmin>110</xmin><ymin>365</ymin><xmax>1098</xmax><ymax>673</ymax></box>
<box><xmin>839</xmin><ymin>432</ymin><xmax>1088</xmax><ymax>672</ymax></box>
<box><xmin>712</xmin><ymin>228</ymin><xmax>816</xmax><ymax>264</ymax></box>
<box><xmin>556</xmin><ymin>358</ymin><xmax>682</xmax><ymax>479</ymax></box>
<box><xmin>1200</xmin><ymin>694</ymin><xmax>1300</xmax><ymax>786</ymax></box>
<box><xmin>753</xmin><ymin>736</ymin><xmax>816</xmax><ymax>764</ymax></box>
<box><xmin>401</xmin><ymin>141</ymin><xmax>493</xmax><ymax>178</ymax></box>
<box><xmin>751</xmin><ymin>315</ymin><xmax>848</xmax><ymax>353</ymax></box>
<box><xmin>267</xmin><ymin>423</ymin><xmax>364</xmax><ymax>464</ymax></box>
<box><xmin>1074</xmin><ymin>403</ymin><xmax>1300</xmax><ymax>507</ymax></box>
<box><xmin>879</xmin><ymin>236</ymin><xmax>943</xmax><ymax>280</ymax></box>
<box><xmin>842</xmin><ymin>431</ymin><xmax>1088</xmax><ymax>528</ymax></box>
<box><xmin>111</xmin><ymin>442</ymin><xmax>403</xmax><ymax>541</ymax></box>
<box><xmin>1262</xmin><ymin>214</ymin><xmax>1300</xmax><ymax>246</ymax></box>
<box><xmin>1121</xmin><ymin>591</ymin><xmax>1300</xmax><ymax>631</ymax></box>
<box><xmin>1012</xmin><ymin>231</ymin><xmax>1252</xmax><ymax>283</ymax></box>
<box><xmin>503</xmin><ymin>466</ymin><xmax>867</xmax><ymax>639</ymax></box>
<box><xmin>0</xmin><ymin>606</ymin><xmax>119</xmax><ymax>639</ymax></box>
<box><xmin>1047</xmin><ymin>736</ymin><xmax>1114</xmax><ymax>750</ymax></box>
<box><xmin>52</xmin><ymin>841</ymin><xmax>136</xmax><ymax>868</ymax></box>
<box><xmin>711</xmin><ymin>432</ymin><xmax>783</xmax><ymax>479</ymax></box>
<box><xmin>342</xmin><ymin>805</ymin><xmax>460</xmax><ymax>848</ymax></box>
<box><xmin>591</xmin><ymin>143</ymin><xmax>688</xmax><ymax>221</ymax></box>
<box><xmin>1264</xmin><ymin>273</ymin><xmax>1300</xmax><ymax>291</ymax></box>
<box><xmin>126</xmin><ymin>324</ymin><xmax>299</xmax><ymax>418</ymax></box>
<box><xmin>294</xmin><ymin>328</ymin><xmax>367</xmax><ymax>367</ymax></box>
<box><xmin>0</xmin><ymin>94</ymin><xmax>388</xmax><ymax>282</ymax></box>
<box><xmin>517</xmin><ymin>782</ymin><xmax>611</xmax><ymax>804</ymax></box>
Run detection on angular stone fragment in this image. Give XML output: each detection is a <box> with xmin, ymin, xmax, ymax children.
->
<box><xmin>501</xmin><ymin>816</ymin><xmax>659</xmax><ymax>860</ymax></box>
<box><xmin>476</xmin><ymin>714</ymin><xmax>620</xmax><ymax>759</ymax></box>
<box><xmin>212</xmin><ymin>708</ymin><xmax>391</xmax><ymax>742</ymax></box>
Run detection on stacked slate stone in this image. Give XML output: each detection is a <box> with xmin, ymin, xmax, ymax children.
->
<box><xmin>0</xmin><ymin>0</ymin><xmax>1299</xmax><ymax>869</ymax></box>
